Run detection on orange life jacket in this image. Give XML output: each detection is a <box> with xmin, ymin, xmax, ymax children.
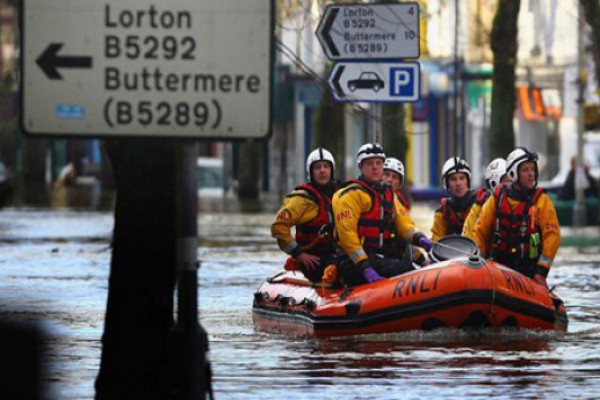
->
<box><xmin>293</xmin><ymin>183</ymin><xmax>334</xmax><ymax>253</ymax></box>
<box><xmin>347</xmin><ymin>179</ymin><xmax>396</xmax><ymax>253</ymax></box>
<box><xmin>491</xmin><ymin>185</ymin><xmax>544</xmax><ymax>273</ymax></box>
<box><xmin>440</xmin><ymin>189</ymin><xmax>482</xmax><ymax>234</ymax></box>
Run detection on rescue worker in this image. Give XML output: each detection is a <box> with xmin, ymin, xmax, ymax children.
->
<box><xmin>383</xmin><ymin>157</ymin><xmax>411</xmax><ymax>209</ymax></box>
<box><xmin>332</xmin><ymin>143</ymin><xmax>433</xmax><ymax>286</ymax></box>
<box><xmin>471</xmin><ymin>147</ymin><xmax>560</xmax><ymax>288</ymax></box>
<box><xmin>271</xmin><ymin>147</ymin><xmax>338</xmax><ymax>282</ymax></box>
<box><xmin>431</xmin><ymin>157</ymin><xmax>487</xmax><ymax>241</ymax></box>
<box><xmin>463</xmin><ymin>158</ymin><xmax>512</xmax><ymax>238</ymax></box>
<box><xmin>383</xmin><ymin>157</ymin><xmax>428</xmax><ymax>267</ymax></box>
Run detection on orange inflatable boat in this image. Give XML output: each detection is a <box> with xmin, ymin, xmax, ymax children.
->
<box><xmin>253</xmin><ymin>238</ymin><xmax>568</xmax><ymax>337</ymax></box>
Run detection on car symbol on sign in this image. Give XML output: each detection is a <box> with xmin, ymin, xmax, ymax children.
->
<box><xmin>348</xmin><ymin>72</ymin><xmax>385</xmax><ymax>92</ymax></box>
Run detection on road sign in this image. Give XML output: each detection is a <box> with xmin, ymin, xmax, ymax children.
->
<box><xmin>21</xmin><ymin>0</ymin><xmax>273</xmax><ymax>139</ymax></box>
<box><xmin>328</xmin><ymin>62</ymin><xmax>421</xmax><ymax>103</ymax></box>
<box><xmin>316</xmin><ymin>3</ymin><xmax>420</xmax><ymax>60</ymax></box>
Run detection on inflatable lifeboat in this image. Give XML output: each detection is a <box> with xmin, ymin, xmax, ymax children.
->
<box><xmin>253</xmin><ymin>237</ymin><xmax>568</xmax><ymax>337</ymax></box>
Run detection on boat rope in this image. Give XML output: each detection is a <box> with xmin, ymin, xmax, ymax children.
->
<box><xmin>431</xmin><ymin>240</ymin><xmax>482</xmax><ymax>260</ymax></box>
<box><xmin>481</xmin><ymin>259</ymin><xmax>496</xmax><ymax>317</ymax></box>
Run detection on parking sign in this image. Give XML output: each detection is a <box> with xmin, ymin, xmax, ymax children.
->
<box><xmin>328</xmin><ymin>62</ymin><xmax>420</xmax><ymax>102</ymax></box>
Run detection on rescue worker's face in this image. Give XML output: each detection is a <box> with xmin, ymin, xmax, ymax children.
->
<box><xmin>447</xmin><ymin>172</ymin><xmax>469</xmax><ymax>198</ymax></box>
<box><xmin>383</xmin><ymin>170</ymin><xmax>402</xmax><ymax>191</ymax></box>
<box><xmin>311</xmin><ymin>160</ymin><xmax>332</xmax><ymax>186</ymax></box>
<box><xmin>517</xmin><ymin>161</ymin><xmax>537</xmax><ymax>190</ymax></box>
<box><xmin>360</xmin><ymin>158</ymin><xmax>384</xmax><ymax>184</ymax></box>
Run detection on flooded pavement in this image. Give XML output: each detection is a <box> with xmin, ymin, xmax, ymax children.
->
<box><xmin>0</xmin><ymin>202</ymin><xmax>599</xmax><ymax>399</ymax></box>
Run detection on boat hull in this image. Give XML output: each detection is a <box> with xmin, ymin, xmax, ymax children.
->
<box><xmin>252</xmin><ymin>258</ymin><xmax>568</xmax><ymax>337</ymax></box>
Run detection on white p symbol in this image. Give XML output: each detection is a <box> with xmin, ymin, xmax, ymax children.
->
<box><xmin>394</xmin><ymin>70</ymin><xmax>410</xmax><ymax>92</ymax></box>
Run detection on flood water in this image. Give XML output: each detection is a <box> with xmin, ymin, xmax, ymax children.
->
<box><xmin>0</xmin><ymin>199</ymin><xmax>599</xmax><ymax>399</ymax></box>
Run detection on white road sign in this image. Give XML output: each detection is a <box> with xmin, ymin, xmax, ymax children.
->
<box><xmin>21</xmin><ymin>0</ymin><xmax>273</xmax><ymax>139</ymax></box>
<box><xmin>316</xmin><ymin>3</ymin><xmax>420</xmax><ymax>60</ymax></box>
<box><xmin>328</xmin><ymin>62</ymin><xmax>421</xmax><ymax>103</ymax></box>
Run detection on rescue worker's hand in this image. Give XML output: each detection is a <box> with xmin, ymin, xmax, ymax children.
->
<box><xmin>363</xmin><ymin>267</ymin><xmax>384</xmax><ymax>283</ymax></box>
<box><xmin>418</xmin><ymin>236</ymin><xmax>434</xmax><ymax>252</ymax></box>
<box><xmin>296</xmin><ymin>253</ymin><xmax>320</xmax><ymax>271</ymax></box>
<box><xmin>533</xmin><ymin>273</ymin><xmax>548</xmax><ymax>289</ymax></box>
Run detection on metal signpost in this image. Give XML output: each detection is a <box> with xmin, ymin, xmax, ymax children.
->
<box><xmin>21</xmin><ymin>0</ymin><xmax>272</xmax><ymax>140</ymax></box>
<box><xmin>21</xmin><ymin>1</ymin><xmax>274</xmax><ymax>398</ymax></box>
<box><xmin>328</xmin><ymin>61</ymin><xmax>420</xmax><ymax>103</ymax></box>
<box><xmin>317</xmin><ymin>2</ymin><xmax>421</xmax><ymax>143</ymax></box>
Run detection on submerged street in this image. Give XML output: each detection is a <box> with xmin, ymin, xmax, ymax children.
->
<box><xmin>0</xmin><ymin>202</ymin><xmax>599</xmax><ymax>399</ymax></box>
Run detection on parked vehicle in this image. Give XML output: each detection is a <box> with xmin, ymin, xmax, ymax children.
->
<box><xmin>0</xmin><ymin>161</ymin><xmax>12</xmax><ymax>207</ymax></box>
<box><xmin>197</xmin><ymin>157</ymin><xmax>224</xmax><ymax>197</ymax></box>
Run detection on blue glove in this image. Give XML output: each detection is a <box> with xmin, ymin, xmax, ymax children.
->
<box><xmin>363</xmin><ymin>267</ymin><xmax>384</xmax><ymax>283</ymax></box>
<box><xmin>418</xmin><ymin>236</ymin><xmax>434</xmax><ymax>252</ymax></box>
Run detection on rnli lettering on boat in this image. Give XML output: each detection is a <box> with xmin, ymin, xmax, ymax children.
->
<box><xmin>392</xmin><ymin>271</ymin><xmax>442</xmax><ymax>299</ymax></box>
<box><xmin>501</xmin><ymin>270</ymin><xmax>536</xmax><ymax>296</ymax></box>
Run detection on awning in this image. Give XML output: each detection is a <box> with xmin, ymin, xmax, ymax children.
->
<box><xmin>517</xmin><ymin>85</ymin><xmax>562</xmax><ymax>121</ymax></box>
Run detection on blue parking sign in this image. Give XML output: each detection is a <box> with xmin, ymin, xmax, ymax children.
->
<box><xmin>327</xmin><ymin>61</ymin><xmax>420</xmax><ymax>103</ymax></box>
<box><xmin>389</xmin><ymin>65</ymin><xmax>418</xmax><ymax>100</ymax></box>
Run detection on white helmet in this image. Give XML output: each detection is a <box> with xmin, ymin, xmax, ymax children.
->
<box><xmin>305</xmin><ymin>147</ymin><xmax>335</xmax><ymax>181</ymax></box>
<box><xmin>484</xmin><ymin>158</ymin><xmax>508</xmax><ymax>191</ymax></box>
<box><xmin>356</xmin><ymin>143</ymin><xmax>385</xmax><ymax>165</ymax></box>
<box><xmin>506</xmin><ymin>147</ymin><xmax>538</xmax><ymax>183</ymax></box>
<box><xmin>383</xmin><ymin>157</ymin><xmax>405</xmax><ymax>181</ymax></box>
<box><xmin>441</xmin><ymin>157</ymin><xmax>471</xmax><ymax>188</ymax></box>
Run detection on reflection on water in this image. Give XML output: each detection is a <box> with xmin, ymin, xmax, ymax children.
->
<box><xmin>0</xmin><ymin>202</ymin><xmax>599</xmax><ymax>399</ymax></box>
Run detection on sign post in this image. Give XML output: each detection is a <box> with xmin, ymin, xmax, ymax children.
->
<box><xmin>317</xmin><ymin>2</ymin><xmax>421</xmax><ymax>146</ymax></box>
<box><xmin>21</xmin><ymin>0</ymin><xmax>273</xmax><ymax>139</ymax></box>
<box><xmin>316</xmin><ymin>3</ymin><xmax>420</xmax><ymax>60</ymax></box>
<box><xmin>317</xmin><ymin>3</ymin><xmax>421</xmax><ymax>105</ymax></box>
<box><xmin>22</xmin><ymin>1</ymin><xmax>273</xmax><ymax>399</ymax></box>
<box><xmin>328</xmin><ymin>61</ymin><xmax>420</xmax><ymax>103</ymax></box>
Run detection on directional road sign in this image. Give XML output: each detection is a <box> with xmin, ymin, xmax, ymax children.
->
<box><xmin>21</xmin><ymin>0</ymin><xmax>273</xmax><ymax>139</ymax></box>
<box><xmin>328</xmin><ymin>62</ymin><xmax>421</xmax><ymax>103</ymax></box>
<box><xmin>316</xmin><ymin>3</ymin><xmax>420</xmax><ymax>60</ymax></box>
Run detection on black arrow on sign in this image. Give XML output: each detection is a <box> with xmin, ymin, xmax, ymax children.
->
<box><xmin>36</xmin><ymin>43</ymin><xmax>93</xmax><ymax>80</ymax></box>
<box><xmin>331</xmin><ymin>65</ymin><xmax>345</xmax><ymax>98</ymax></box>
<box><xmin>321</xmin><ymin>7</ymin><xmax>340</xmax><ymax>57</ymax></box>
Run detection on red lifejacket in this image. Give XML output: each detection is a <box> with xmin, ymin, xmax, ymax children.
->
<box><xmin>475</xmin><ymin>187</ymin><xmax>490</xmax><ymax>206</ymax></box>
<box><xmin>346</xmin><ymin>179</ymin><xmax>396</xmax><ymax>253</ymax></box>
<box><xmin>396</xmin><ymin>190</ymin><xmax>410</xmax><ymax>210</ymax></box>
<box><xmin>491</xmin><ymin>185</ymin><xmax>545</xmax><ymax>268</ymax></box>
<box><xmin>440</xmin><ymin>190</ymin><xmax>478</xmax><ymax>235</ymax></box>
<box><xmin>293</xmin><ymin>184</ymin><xmax>333</xmax><ymax>253</ymax></box>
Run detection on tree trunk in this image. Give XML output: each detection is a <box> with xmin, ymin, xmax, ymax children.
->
<box><xmin>20</xmin><ymin>136</ymin><xmax>49</xmax><ymax>205</ymax></box>
<box><xmin>581</xmin><ymin>0</ymin><xmax>600</xmax><ymax>88</ymax></box>
<box><xmin>95</xmin><ymin>139</ymin><xmax>177</xmax><ymax>400</ymax></box>
<box><xmin>237</xmin><ymin>139</ymin><xmax>261</xmax><ymax>199</ymax></box>
<box><xmin>489</xmin><ymin>0</ymin><xmax>520</xmax><ymax>159</ymax></box>
<box><xmin>382</xmin><ymin>103</ymin><xmax>407</xmax><ymax>162</ymax></box>
<box><xmin>314</xmin><ymin>64</ymin><xmax>345</xmax><ymax>178</ymax></box>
